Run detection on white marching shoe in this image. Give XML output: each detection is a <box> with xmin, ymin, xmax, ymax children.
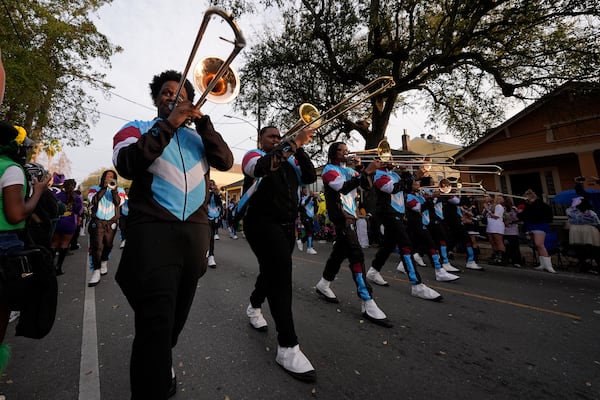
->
<box><xmin>276</xmin><ymin>345</ymin><xmax>316</xmax><ymax>382</ymax></box>
<box><xmin>361</xmin><ymin>299</ymin><xmax>393</xmax><ymax>327</ymax></box>
<box><xmin>207</xmin><ymin>255</ymin><xmax>216</xmax><ymax>268</ymax></box>
<box><xmin>315</xmin><ymin>278</ymin><xmax>339</xmax><ymax>303</ymax></box>
<box><xmin>214</xmin><ymin>234</ymin><xmax>220</xmax><ymax>240</ymax></box>
<box><xmin>411</xmin><ymin>283</ymin><xmax>442</xmax><ymax>301</ymax></box>
<box><xmin>465</xmin><ymin>260</ymin><xmax>483</xmax><ymax>270</ymax></box>
<box><xmin>537</xmin><ymin>256</ymin><xmax>557</xmax><ymax>273</ymax></box>
<box><xmin>246</xmin><ymin>304</ymin><xmax>268</xmax><ymax>331</ymax></box>
<box><xmin>296</xmin><ymin>239</ymin><xmax>303</xmax><ymax>251</ymax></box>
<box><xmin>413</xmin><ymin>253</ymin><xmax>426</xmax><ymax>267</ymax></box>
<box><xmin>88</xmin><ymin>269</ymin><xmax>101</xmax><ymax>287</ymax></box>
<box><xmin>442</xmin><ymin>262</ymin><xmax>460</xmax><ymax>272</ymax></box>
<box><xmin>435</xmin><ymin>268</ymin><xmax>460</xmax><ymax>282</ymax></box>
<box><xmin>396</xmin><ymin>261</ymin><xmax>406</xmax><ymax>274</ymax></box>
<box><xmin>100</xmin><ymin>261</ymin><xmax>108</xmax><ymax>275</ymax></box>
<box><xmin>306</xmin><ymin>247</ymin><xmax>317</xmax><ymax>255</ymax></box>
<box><xmin>366</xmin><ymin>267</ymin><xmax>389</xmax><ymax>286</ymax></box>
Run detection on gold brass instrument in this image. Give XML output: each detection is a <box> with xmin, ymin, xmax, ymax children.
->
<box><xmin>173</xmin><ymin>8</ymin><xmax>245</xmax><ymax>109</ymax></box>
<box><xmin>284</xmin><ymin>103</ymin><xmax>323</xmax><ymax>137</ymax></box>
<box><xmin>349</xmin><ymin>139</ymin><xmax>504</xmax><ymax>175</ymax></box>
<box><xmin>284</xmin><ymin>76</ymin><xmax>395</xmax><ymax>139</ymax></box>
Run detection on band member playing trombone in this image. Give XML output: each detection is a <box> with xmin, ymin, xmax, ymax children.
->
<box><xmin>87</xmin><ymin>170</ymin><xmax>126</xmax><ymax>287</ymax></box>
<box><xmin>405</xmin><ymin>180</ymin><xmax>460</xmax><ymax>282</ymax></box>
<box><xmin>113</xmin><ymin>70</ymin><xmax>233</xmax><ymax>398</ymax></box>
<box><xmin>368</xmin><ymin>163</ymin><xmax>443</xmax><ymax>301</ymax></box>
<box><xmin>315</xmin><ymin>142</ymin><xmax>392</xmax><ymax>327</ymax></box>
<box><xmin>241</xmin><ymin>125</ymin><xmax>317</xmax><ymax>382</ymax></box>
<box><xmin>438</xmin><ymin>179</ymin><xmax>483</xmax><ymax>270</ymax></box>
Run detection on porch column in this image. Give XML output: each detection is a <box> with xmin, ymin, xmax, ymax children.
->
<box><xmin>577</xmin><ymin>151</ymin><xmax>599</xmax><ymax>189</ymax></box>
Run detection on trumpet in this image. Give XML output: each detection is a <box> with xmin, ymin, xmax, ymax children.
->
<box><xmin>107</xmin><ymin>181</ymin><xmax>117</xmax><ymax>190</ymax></box>
<box><xmin>172</xmin><ymin>8</ymin><xmax>245</xmax><ymax>110</ymax></box>
<box><xmin>283</xmin><ymin>76</ymin><xmax>395</xmax><ymax>139</ymax></box>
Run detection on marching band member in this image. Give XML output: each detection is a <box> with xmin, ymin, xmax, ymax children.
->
<box><xmin>315</xmin><ymin>142</ymin><xmax>392</xmax><ymax>327</ymax></box>
<box><xmin>425</xmin><ymin>179</ymin><xmax>461</xmax><ymax>272</ymax></box>
<box><xmin>241</xmin><ymin>125</ymin><xmax>317</xmax><ymax>382</ymax></box>
<box><xmin>368</xmin><ymin>162</ymin><xmax>443</xmax><ymax>301</ymax></box>
<box><xmin>297</xmin><ymin>187</ymin><xmax>318</xmax><ymax>254</ymax></box>
<box><xmin>112</xmin><ymin>69</ymin><xmax>233</xmax><ymax>398</ymax></box>
<box><xmin>439</xmin><ymin>179</ymin><xmax>483</xmax><ymax>270</ymax></box>
<box><xmin>405</xmin><ymin>180</ymin><xmax>460</xmax><ymax>282</ymax></box>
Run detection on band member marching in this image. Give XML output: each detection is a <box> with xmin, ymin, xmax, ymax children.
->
<box><xmin>405</xmin><ymin>180</ymin><xmax>460</xmax><ymax>283</ymax></box>
<box><xmin>315</xmin><ymin>142</ymin><xmax>392</xmax><ymax>327</ymax></box>
<box><xmin>368</xmin><ymin>162</ymin><xmax>443</xmax><ymax>301</ymax></box>
<box><xmin>438</xmin><ymin>179</ymin><xmax>483</xmax><ymax>270</ymax></box>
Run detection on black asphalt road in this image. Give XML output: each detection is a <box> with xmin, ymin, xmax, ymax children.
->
<box><xmin>2</xmin><ymin>230</ymin><xmax>599</xmax><ymax>400</ymax></box>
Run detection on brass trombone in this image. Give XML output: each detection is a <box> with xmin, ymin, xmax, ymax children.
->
<box><xmin>173</xmin><ymin>8</ymin><xmax>246</xmax><ymax>109</ymax></box>
<box><xmin>350</xmin><ymin>139</ymin><xmax>504</xmax><ymax>175</ymax></box>
<box><xmin>283</xmin><ymin>76</ymin><xmax>396</xmax><ymax>138</ymax></box>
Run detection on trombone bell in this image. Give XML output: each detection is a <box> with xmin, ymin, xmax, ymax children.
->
<box><xmin>299</xmin><ymin>103</ymin><xmax>322</xmax><ymax>129</ymax></box>
<box><xmin>193</xmin><ymin>57</ymin><xmax>240</xmax><ymax>104</ymax></box>
<box><xmin>284</xmin><ymin>103</ymin><xmax>322</xmax><ymax>138</ymax></box>
<box><xmin>377</xmin><ymin>139</ymin><xmax>392</xmax><ymax>162</ymax></box>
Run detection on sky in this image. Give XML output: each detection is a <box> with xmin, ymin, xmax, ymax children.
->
<box><xmin>63</xmin><ymin>0</ymin><xmax>436</xmax><ymax>182</ymax></box>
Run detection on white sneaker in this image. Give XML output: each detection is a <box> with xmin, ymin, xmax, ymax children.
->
<box><xmin>296</xmin><ymin>239</ymin><xmax>303</xmax><ymax>251</ymax></box>
<box><xmin>366</xmin><ymin>267</ymin><xmax>389</xmax><ymax>286</ymax></box>
<box><xmin>435</xmin><ymin>268</ymin><xmax>460</xmax><ymax>282</ymax></box>
<box><xmin>119</xmin><ymin>239</ymin><xmax>126</xmax><ymax>249</ymax></box>
<box><xmin>100</xmin><ymin>261</ymin><xmax>108</xmax><ymax>275</ymax></box>
<box><xmin>207</xmin><ymin>255</ymin><xmax>216</xmax><ymax>268</ymax></box>
<box><xmin>442</xmin><ymin>262</ymin><xmax>460</xmax><ymax>272</ymax></box>
<box><xmin>396</xmin><ymin>261</ymin><xmax>406</xmax><ymax>274</ymax></box>
<box><xmin>361</xmin><ymin>299</ymin><xmax>393</xmax><ymax>327</ymax></box>
<box><xmin>232</xmin><ymin>235</ymin><xmax>239</xmax><ymax>240</ymax></box>
<box><xmin>88</xmin><ymin>269</ymin><xmax>101</xmax><ymax>287</ymax></box>
<box><xmin>246</xmin><ymin>304</ymin><xmax>268</xmax><ymax>331</ymax></box>
<box><xmin>214</xmin><ymin>234</ymin><xmax>220</xmax><ymax>240</ymax></box>
<box><xmin>306</xmin><ymin>247</ymin><xmax>317</xmax><ymax>255</ymax></box>
<box><xmin>8</xmin><ymin>311</ymin><xmax>20</xmax><ymax>323</ymax></box>
<box><xmin>413</xmin><ymin>253</ymin><xmax>426</xmax><ymax>267</ymax></box>
<box><xmin>466</xmin><ymin>260</ymin><xmax>483</xmax><ymax>270</ymax></box>
<box><xmin>315</xmin><ymin>277</ymin><xmax>338</xmax><ymax>303</ymax></box>
<box><xmin>276</xmin><ymin>345</ymin><xmax>316</xmax><ymax>382</ymax></box>
<box><xmin>411</xmin><ymin>283</ymin><xmax>442</xmax><ymax>301</ymax></box>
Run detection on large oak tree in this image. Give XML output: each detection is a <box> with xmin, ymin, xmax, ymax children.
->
<box><xmin>0</xmin><ymin>0</ymin><xmax>121</xmax><ymax>146</ymax></box>
<box><xmin>211</xmin><ymin>0</ymin><xmax>600</xmax><ymax>151</ymax></box>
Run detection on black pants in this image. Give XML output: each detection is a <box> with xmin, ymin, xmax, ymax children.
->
<box><xmin>209</xmin><ymin>218</ymin><xmax>219</xmax><ymax>256</ymax></box>
<box><xmin>505</xmin><ymin>234</ymin><xmax>522</xmax><ymax>264</ymax></box>
<box><xmin>299</xmin><ymin>216</ymin><xmax>314</xmax><ymax>242</ymax></box>
<box><xmin>244</xmin><ymin>217</ymin><xmax>298</xmax><ymax>347</ymax></box>
<box><xmin>115</xmin><ymin>222</ymin><xmax>209</xmax><ymax>400</ymax></box>
<box><xmin>88</xmin><ymin>218</ymin><xmax>117</xmax><ymax>270</ymax></box>
<box><xmin>322</xmin><ymin>219</ymin><xmax>373</xmax><ymax>301</ymax></box>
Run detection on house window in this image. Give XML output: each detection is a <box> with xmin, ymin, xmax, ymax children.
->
<box><xmin>544</xmin><ymin>171</ymin><xmax>557</xmax><ymax>195</ymax></box>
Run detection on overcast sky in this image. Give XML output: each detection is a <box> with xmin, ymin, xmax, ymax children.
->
<box><xmin>64</xmin><ymin>0</ymin><xmax>432</xmax><ymax>182</ymax></box>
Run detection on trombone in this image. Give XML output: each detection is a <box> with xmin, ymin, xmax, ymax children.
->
<box><xmin>350</xmin><ymin>139</ymin><xmax>504</xmax><ymax>175</ymax></box>
<box><xmin>283</xmin><ymin>76</ymin><xmax>396</xmax><ymax>138</ymax></box>
<box><xmin>173</xmin><ymin>8</ymin><xmax>246</xmax><ymax>109</ymax></box>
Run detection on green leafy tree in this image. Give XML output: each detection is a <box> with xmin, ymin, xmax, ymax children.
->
<box><xmin>0</xmin><ymin>0</ymin><xmax>122</xmax><ymax>146</ymax></box>
<box><xmin>211</xmin><ymin>0</ymin><xmax>600</xmax><ymax>149</ymax></box>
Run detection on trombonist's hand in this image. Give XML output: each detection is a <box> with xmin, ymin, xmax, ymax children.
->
<box><xmin>294</xmin><ymin>127</ymin><xmax>315</xmax><ymax>148</ymax></box>
<box><xmin>167</xmin><ymin>99</ymin><xmax>203</xmax><ymax>128</ymax></box>
<box><xmin>364</xmin><ymin>160</ymin><xmax>381</xmax><ymax>175</ymax></box>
